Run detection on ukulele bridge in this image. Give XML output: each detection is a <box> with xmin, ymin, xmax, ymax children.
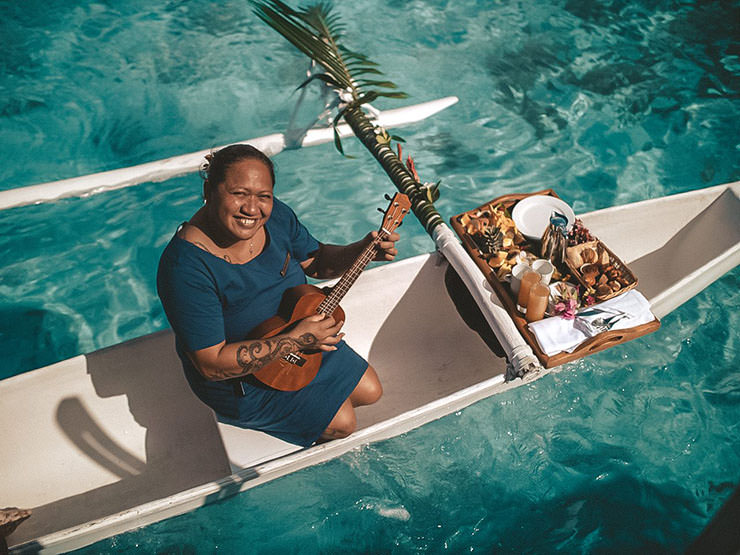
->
<box><xmin>283</xmin><ymin>352</ymin><xmax>306</xmax><ymax>367</ymax></box>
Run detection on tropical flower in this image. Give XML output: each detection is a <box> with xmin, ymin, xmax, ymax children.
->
<box><xmin>552</xmin><ymin>298</ymin><xmax>578</xmax><ymax>320</ymax></box>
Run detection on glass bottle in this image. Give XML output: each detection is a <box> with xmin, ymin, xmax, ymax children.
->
<box><xmin>540</xmin><ymin>211</ymin><xmax>568</xmax><ymax>267</ymax></box>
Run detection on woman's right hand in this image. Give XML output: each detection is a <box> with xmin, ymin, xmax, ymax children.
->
<box><xmin>289</xmin><ymin>314</ymin><xmax>344</xmax><ymax>352</ymax></box>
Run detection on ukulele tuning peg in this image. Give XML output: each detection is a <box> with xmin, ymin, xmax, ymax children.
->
<box><xmin>377</xmin><ymin>207</ymin><xmax>386</xmax><ymax>214</ymax></box>
<box><xmin>384</xmin><ymin>193</ymin><xmax>393</xmax><ymax>201</ymax></box>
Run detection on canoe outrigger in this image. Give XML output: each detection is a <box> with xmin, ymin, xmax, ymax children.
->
<box><xmin>1</xmin><ymin>97</ymin><xmax>738</xmax><ymax>550</ymax></box>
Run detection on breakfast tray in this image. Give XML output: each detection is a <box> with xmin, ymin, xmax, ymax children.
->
<box><xmin>450</xmin><ymin>189</ymin><xmax>660</xmax><ymax>368</ymax></box>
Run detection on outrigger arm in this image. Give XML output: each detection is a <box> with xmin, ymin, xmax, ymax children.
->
<box><xmin>432</xmin><ymin>223</ymin><xmax>543</xmax><ymax>379</ymax></box>
<box><xmin>283</xmin><ymin>63</ymin><xmax>342</xmax><ymax>149</ymax></box>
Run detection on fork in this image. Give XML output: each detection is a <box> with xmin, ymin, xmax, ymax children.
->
<box><xmin>590</xmin><ymin>313</ymin><xmax>627</xmax><ymax>332</ymax></box>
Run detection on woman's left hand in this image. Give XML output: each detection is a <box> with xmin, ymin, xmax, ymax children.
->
<box><xmin>369</xmin><ymin>230</ymin><xmax>400</xmax><ymax>262</ymax></box>
<box><xmin>302</xmin><ymin>230</ymin><xmax>401</xmax><ymax>279</ymax></box>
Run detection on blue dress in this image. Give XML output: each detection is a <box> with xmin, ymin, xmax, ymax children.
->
<box><xmin>157</xmin><ymin>198</ymin><xmax>367</xmax><ymax>447</ymax></box>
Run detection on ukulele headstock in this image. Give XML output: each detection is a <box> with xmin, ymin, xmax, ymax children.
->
<box><xmin>379</xmin><ymin>193</ymin><xmax>411</xmax><ymax>236</ymax></box>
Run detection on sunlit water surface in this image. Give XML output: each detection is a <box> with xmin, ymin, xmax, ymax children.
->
<box><xmin>1</xmin><ymin>0</ymin><xmax>738</xmax><ymax>552</ymax></box>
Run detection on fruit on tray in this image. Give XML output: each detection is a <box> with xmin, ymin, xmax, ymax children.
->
<box><xmin>567</xmin><ymin>218</ymin><xmax>595</xmax><ymax>246</ymax></box>
<box><xmin>459</xmin><ymin>204</ymin><xmax>527</xmax><ymax>277</ymax></box>
<box><xmin>477</xmin><ymin>226</ymin><xmax>505</xmax><ymax>254</ymax></box>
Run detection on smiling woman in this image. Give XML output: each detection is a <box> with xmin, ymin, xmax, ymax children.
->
<box><xmin>185</xmin><ymin>146</ymin><xmax>276</xmax><ymax>264</ymax></box>
<box><xmin>156</xmin><ymin>144</ymin><xmax>396</xmax><ymax>446</ymax></box>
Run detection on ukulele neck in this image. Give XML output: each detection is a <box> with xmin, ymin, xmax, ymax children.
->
<box><xmin>316</xmin><ymin>231</ymin><xmax>388</xmax><ymax>316</ymax></box>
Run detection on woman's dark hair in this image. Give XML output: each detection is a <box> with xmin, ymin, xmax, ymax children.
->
<box><xmin>200</xmin><ymin>144</ymin><xmax>275</xmax><ymax>196</ymax></box>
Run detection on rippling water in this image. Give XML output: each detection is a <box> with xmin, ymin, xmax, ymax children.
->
<box><xmin>2</xmin><ymin>0</ymin><xmax>739</xmax><ymax>552</ymax></box>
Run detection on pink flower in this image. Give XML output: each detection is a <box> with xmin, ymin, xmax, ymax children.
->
<box><xmin>553</xmin><ymin>299</ymin><xmax>577</xmax><ymax>320</ymax></box>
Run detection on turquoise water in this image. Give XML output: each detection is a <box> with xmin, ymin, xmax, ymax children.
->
<box><xmin>1</xmin><ymin>0</ymin><xmax>739</xmax><ymax>552</ymax></box>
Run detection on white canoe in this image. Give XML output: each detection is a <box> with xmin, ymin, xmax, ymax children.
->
<box><xmin>3</xmin><ymin>180</ymin><xmax>738</xmax><ymax>553</ymax></box>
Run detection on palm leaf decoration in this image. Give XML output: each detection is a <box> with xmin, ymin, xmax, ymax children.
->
<box><xmin>252</xmin><ymin>2</ymin><xmax>406</xmax><ymax>98</ymax></box>
<box><xmin>251</xmin><ymin>0</ymin><xmax>444</xmax><ymax>233</ymax></box>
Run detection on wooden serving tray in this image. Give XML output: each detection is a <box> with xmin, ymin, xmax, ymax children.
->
<box><xmin>450</xmin><ymin>189</ymin><xmax>660</xmax><ymax>368</ymax></box>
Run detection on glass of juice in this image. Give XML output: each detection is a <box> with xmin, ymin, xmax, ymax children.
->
<box><xmin>526</xmin><ymin>282</ymin><xmax>550</xmax><ymax>322</ymax></box>
<box><xmin>517</xmin><ymin>270</ymin><xmax>541</xmax><ymax>313</ymax></box>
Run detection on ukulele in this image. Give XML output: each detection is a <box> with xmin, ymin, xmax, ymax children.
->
<box><xmin>248</xmin><ymin>193</ymin><xmax>411</xmax><ymax>391</ymax></box>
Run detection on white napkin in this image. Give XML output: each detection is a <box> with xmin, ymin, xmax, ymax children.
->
<box><xmin>527</xmin><ymin>290</ymin><xmax>656</xmax><ymax>356</ymax></box>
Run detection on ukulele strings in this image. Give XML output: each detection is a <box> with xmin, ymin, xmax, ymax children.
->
<box><xmin>317</xmin><ymin>231</ymin><xmax>389</xmax><ymax>315</ymax></box>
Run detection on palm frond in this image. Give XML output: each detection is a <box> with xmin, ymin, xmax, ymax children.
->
<box><xmin>252</xmin><ymin>0</ymin><xmax>444</xmax><ymax>232</ymax></box>
<box><xmin>251</xmin><ymin>1</ymin><xmax>405</xmax><ymax>102</ymax></box>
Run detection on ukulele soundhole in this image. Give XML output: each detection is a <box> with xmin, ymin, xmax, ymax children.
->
<box><xmin>283</xmin><ymin>352</ymin><xmax>306</xmax><ymax>367</ymax></box>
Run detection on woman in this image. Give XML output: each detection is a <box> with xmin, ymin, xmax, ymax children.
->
<box><xmin>157</xmin><ymin>144</ymin><xmax>399</xmax><ymax>447</ymax></box>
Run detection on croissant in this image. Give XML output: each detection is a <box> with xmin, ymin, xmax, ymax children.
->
<box><xmin>581</xmin><ymin>248</ymin><xmax>597</xmax><ymax>263</ymax></box>
<box><xmin>566</xmin><ymin>240</ymin><xmax>600</xmax><ymax>269</ymax></box>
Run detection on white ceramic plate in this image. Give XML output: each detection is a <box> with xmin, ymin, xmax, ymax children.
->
<box><xmin>511</xmin><ymin>195</ymin><xmax>576</xmax><ymax>241</ymax></box>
